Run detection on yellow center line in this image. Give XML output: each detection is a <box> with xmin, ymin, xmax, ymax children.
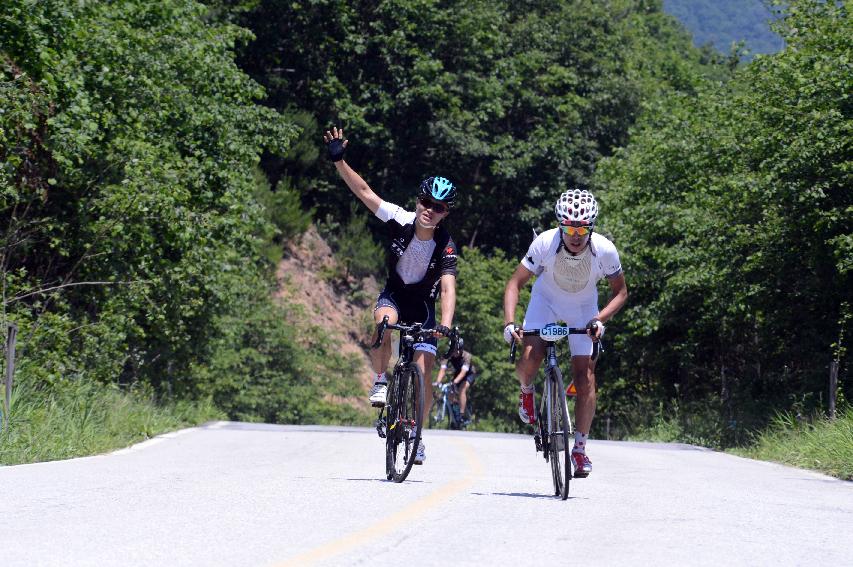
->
<box><xmin>274</xmin><ymin>437</ymin><xmax>484</xmax><ymax>567</ymax></box>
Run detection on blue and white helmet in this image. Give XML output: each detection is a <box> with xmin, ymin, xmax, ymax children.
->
<box><xmin>419</xmin><ymin>176</ymin><xmax>457</xmax><ymax>206</ymax></box>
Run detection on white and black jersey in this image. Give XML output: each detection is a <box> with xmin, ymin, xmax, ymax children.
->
<box><xmin>375</xmin><ymin>201</ymin><xmax>458</xmax><ymax>300</ymax></box>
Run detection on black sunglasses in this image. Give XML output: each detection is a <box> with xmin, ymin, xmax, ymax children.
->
<box><xmin>417</xmin><ymin>197</ymin><xmax>449</xmax><ymax>214</ymax></box>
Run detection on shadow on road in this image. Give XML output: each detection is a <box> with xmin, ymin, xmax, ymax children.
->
<box><xmin>472</xmin><ymin>491</ymin><xmax>583</xmax><ymax>500</ymax></box>
<box><xmin>341</xmin><ymin>477</ymin><xmax>428</xmax><ymax>484</ymax></box>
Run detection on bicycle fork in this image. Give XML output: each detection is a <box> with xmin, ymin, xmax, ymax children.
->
<box><xmin>534</xmin><ymin>347</ymin><xmax>559</xmax><ymax>458</ymax></box>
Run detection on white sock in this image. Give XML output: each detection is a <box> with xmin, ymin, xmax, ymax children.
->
<box><xmin>374</xmin><ymin>372</ymin><xmax>386</xmax><ymax>385</ymax></box>
<box><xmin>573</xmin><ymin>431</ymin><xmax>588</xmax><ymax>453</ymax></box>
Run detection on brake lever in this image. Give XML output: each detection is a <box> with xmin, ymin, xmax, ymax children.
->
<box><xmin>371</xmin><ymin>315</ymin><xmax>390</xmax><ymax>349</ymax></box>
<box><xmin>440</xmin><ymin>327</ymin><xmax>460</xmax><ymax>359</ymax></box>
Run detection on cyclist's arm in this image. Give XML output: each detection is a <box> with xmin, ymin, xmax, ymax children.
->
<box><xmin>435</xmin><ymin>364</ymin><xmax>447</xmax><ymax>384</ymax></box>
<box><xmin>596</xmin><ymin>272</ymin><xmax>628</xmax><ymax>323</ymax></box>
<box><xmin>452</xmin><ymin>368</ymin><xmax>468</xmax><ymax>385</ymax></box>
<box><xmin>438</xmin><ymin>273</ymin><xmax>456</xmax><ymax>328</ymax></box>
<box><xmin>333</xmin><ymin>160</ymin><xmax>382</xmax><ymax>214</ymax></box>
<box><xmin>503</xmin><ymin>264</ymin><xmax>534</xmax><ymax>326</ymax></box>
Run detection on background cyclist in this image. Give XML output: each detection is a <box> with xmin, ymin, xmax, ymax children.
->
<box><xmin>324</xmin><ymin>126</ymin><xmax>458</xmax><ymax>466</ymax></box>
<box><xmin>433</xmin><ymin>338</ymin><xmax>477</xmax><ymax>427</ymax></box>
<box><xmin>502</xmin><ymin>189</ymin><xmax>628</xmax><ymax>478</ymax></box>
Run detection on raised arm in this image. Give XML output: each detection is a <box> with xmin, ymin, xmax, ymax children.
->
<box><xmin>323</xmin><ymin>126</ymin><xmax>382</xmax><ymax>214</ymax></box>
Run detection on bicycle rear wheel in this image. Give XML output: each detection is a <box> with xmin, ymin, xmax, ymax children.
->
<box><xmin>548</xmin><ymin>368</ymin><xmax>573</xmax><ymax>499</ymax></box>
<box><xmin>385</xmin><ymin>364</ymin><xmax>424</xmax><ymax>482</ymax></box>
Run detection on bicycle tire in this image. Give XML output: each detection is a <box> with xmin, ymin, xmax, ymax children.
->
<box><xmin>386</xmin><ymin>364</ymin><xmax>424</xmax><ymax>482</ymax></box>
<box><xmin>430</xmin><ymin>392</ymin><xmax>446</xmax><ymax>428</ymax></box>
<box><xmin>550</xmin><ymin>367</ymin><xmax>572</xmax><ymax>499</ymax></box>
<box><xmin>384</xmin><ymin>374</ymin><xmax>398</xmax><ymax>480</ymax></box>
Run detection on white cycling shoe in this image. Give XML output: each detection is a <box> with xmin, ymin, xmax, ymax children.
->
<box><xmin>414</xmin><ymin>441</ymin><xmax>426</xmax><ymax>465</ymax></box>
<box><xmin>368</xmin><ymin>382</ymin><xmax>387</xmax><ymax>407</ymax></box>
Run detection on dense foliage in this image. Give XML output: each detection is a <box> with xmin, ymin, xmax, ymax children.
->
<box><xmin>595</xmin><ymin>0</ymin><xmax>851</xmax><ymax>444</ymax></box>
<box><xmin>0</xmin><ymin>0</ymin><xmax>366</xmax><ymax>440</ymax></box>
<box><xmin>663</xmin><ymin>0</ymin><xmax>785</xmax><ymax>57</ymax></box>
<box><xmin>224</xmin><ymin>0</ymin><xmax>723</xmax><ymax>252</ymax></box>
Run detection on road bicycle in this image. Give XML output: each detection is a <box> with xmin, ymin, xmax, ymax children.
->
<box><xmin>430</xmin><ymin>382</ymin><xmax>472</xmax><ymax>430</ymax></box>
<box><xmin>372</xmin><ymin>316</ymin><xmax>458</xmax><ymax>482</ymax></box>
<box><xmin>510</xmin><ymin>323</ymin><xmax>600</xmax><ymax>500</ymax></box>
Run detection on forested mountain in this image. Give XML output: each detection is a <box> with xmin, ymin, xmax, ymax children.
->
<box><xmin>1</xmin><ymin>0</ymin><xmax>848</xmax><ymax>455</ymax></box>
<box><xmin>663</xmin><ymin>0</ymin><xmax>785</xmax><ymax>57</ymax></box>
<box><xmin>223</xmin><ymin>0</ymin><xmax>725</xmax><ymax>253</ymax></box>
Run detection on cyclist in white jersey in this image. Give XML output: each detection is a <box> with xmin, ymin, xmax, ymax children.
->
<box><xmin>324</xmin><ymin>126</ymin><xmax>458</xmax><ymax>466</ymax></box>
<box><xmin>502</xmin><ymin>189</ymin><xmax>628</xmax><ymax>477</ymax></box>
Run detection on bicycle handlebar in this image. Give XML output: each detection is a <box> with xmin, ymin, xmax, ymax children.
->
<box><xmin>508</xmin><ymin>326</ymin><xmax>590</xmax><ymax>363</ymax></box>
<box><xmin>371</xmin><ymin>315</ymin><xmax>460</xmax><ymax>351</ymax></box>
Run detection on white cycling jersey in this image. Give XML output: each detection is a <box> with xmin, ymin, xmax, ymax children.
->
<box><xmin>520</xmin><ymin>229</ymin><xmax>622</xmax><ymax>355</ymax></box>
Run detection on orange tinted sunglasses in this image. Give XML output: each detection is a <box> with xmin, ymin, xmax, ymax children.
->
<box><xmin>560</xmin><ymin>225</ymin><xmax>591</xmax><ymax>236</ymax></box>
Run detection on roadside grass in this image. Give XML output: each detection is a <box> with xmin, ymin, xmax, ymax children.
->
<box><xmin>730</xmin><ymin>409</ymin><xmax>853</xmax><ymax>481</ymax></box>
<box><xmin>0</xmin><ymin>379</ymin><xmax>224</xmax><ymax>466</ymax></box>
<box><xmin>618</xmin><ymin>401</ymin><xmax>851</xmax><ymax>481</ymax></box>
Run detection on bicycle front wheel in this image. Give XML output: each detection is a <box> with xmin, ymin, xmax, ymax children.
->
<box><xmin>548</xmin><ymin>367</ymin><xmax>573</xmax><ymax>499</ymax></box>
<box><xmin>430</xmin><ymin>393</ymin><xmax>446</xmax><ymax>428</ymax></box>
<box><xmin>385</xmin><ymin>364</ymin><xmax>424</xmax><ymax>483</ymax></box>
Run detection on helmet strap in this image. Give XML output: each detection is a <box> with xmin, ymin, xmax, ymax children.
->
<box><xmin>415</xmin><ymin>217</ymin><xmax>437</xmax><ymax>230</ymax></box>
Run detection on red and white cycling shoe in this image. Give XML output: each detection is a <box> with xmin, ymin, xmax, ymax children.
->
<box><xmin>518</xmin><ymin>391</ymin><xmax>537</xmax><ymax>424</ymax></box>
<box><xmin>571</xmin><ymin>451</ymin><xmax>592</xmax><ymax>478</ymax></box>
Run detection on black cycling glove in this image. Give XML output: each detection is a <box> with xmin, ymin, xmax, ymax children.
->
<box><xmin>434</xmin><ymin>324</ymin><xmax>451</xmax><ymax>337</ymax></box>
<box><xmin>586</xmin><ymin>318</ymin><xmax>605</xmax><ymax>340</ymax></box>
<box><xmin>326</xmin><ymin>138</ymin><xmax>346</xmax><ymax>162</ymax></box>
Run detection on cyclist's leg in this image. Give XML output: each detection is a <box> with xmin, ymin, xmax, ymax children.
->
<box><xmin>371</xmin><ymin>290</ymin><xmax>400</xmax><ymax>375</ymax></box>
<box><xmin>369</xmin><ymin>289</ymin><xmax>399</xmax><ymax>405</ymax></box>
<box><xmin>518</xmin><ymin>293</ymin><xmax>552</xmax><ymax>387</ymax></box>
<box><xmin>570</xmin><ymin>355</ymin><xmax>596</xmax><ymax>434</ymax></box>
<box><xmin>516</xmin><ymin>336</ymin><xmax>545</xmax><ymax>423</ymax></box>
<box><xmin>457</xmin><ymin>380</ymin><xmax>470</xmax><ymax>416</ymax></box>
<box><xmin>565</xmin><ymin>303</ymin><xmax>598</xmax><ymax>436</ymax></box>
<box><xmin>567</xmin><ymin>311</ymin><xmax>597</xmax><ymax>477</ymax></box>
<box><xmin>414</xmin><ymin>349</ymin><xmax>436</xmax><ymax>427</ymax></box>
<box><xmin>401</xmin><ymin>293</ymin><xmax>436</xmax><ymax>461</ymax></box>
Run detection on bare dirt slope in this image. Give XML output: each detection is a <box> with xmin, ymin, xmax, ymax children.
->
<box><xmin>275</xmin><ymin>226</ymin><xmax>378</xmax><ymax>396</ymax></box>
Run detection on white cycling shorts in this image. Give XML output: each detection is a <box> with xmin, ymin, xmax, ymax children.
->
<box><xmin>522</xmin><ymin>292</ymin><xmax>598</xmax><ymax>357</ymax></box>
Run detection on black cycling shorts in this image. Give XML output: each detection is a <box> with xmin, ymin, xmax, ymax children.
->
<box><xmin>374</xmin><ymin>287</ymin><xmax>437</xmax><ymax>353</ymax></box>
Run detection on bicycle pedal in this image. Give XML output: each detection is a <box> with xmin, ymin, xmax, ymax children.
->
<box><xmin>374</xmin><ymin>418</ymin><xmax>386</xmax><ymax>438</ymax></box>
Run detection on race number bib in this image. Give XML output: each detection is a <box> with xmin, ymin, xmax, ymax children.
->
<box><xmin>540</xmin><ymin>323</ymin><xmax>569</xmax><ymax>342</ymax></box>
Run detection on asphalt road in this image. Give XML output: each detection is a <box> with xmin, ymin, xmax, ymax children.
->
<box><xmin>2</xmin><ymin>422</ymin><xmax>851</xmax><ymax>567</ymax></box>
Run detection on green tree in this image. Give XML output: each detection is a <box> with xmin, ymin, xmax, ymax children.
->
<box><xmin>1</xmin><ymin>0</ymin><xmax>300</xmax><ymax>405</ymax></box>
<box><xmin>594</xmin><ymin>0</ymin><xmax>851</xmax><ymax>444</ymax></box>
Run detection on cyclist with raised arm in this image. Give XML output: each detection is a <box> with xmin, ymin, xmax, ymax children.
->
<box><xmin>503</xmin><ymin>189</ymin><xmax>627</xmax><ymax>478</ymax></box>
<box><xmin>433</xmin><ymin>338</ymin><xmax>477</xmax><ymax>426</ymax></box>
<box><xmin>323</xmin><ymin>126</ymin><xmax>458</xmax><ymax>466</ymax></box>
